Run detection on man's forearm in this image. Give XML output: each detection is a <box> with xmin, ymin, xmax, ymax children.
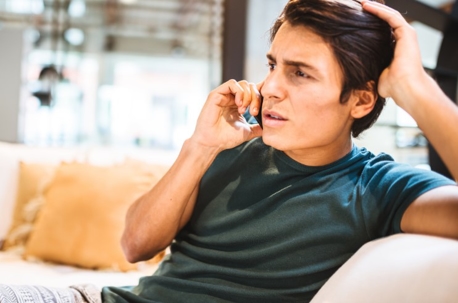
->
<box><xmin>399</xmin><ymin>74</ymin><xmax>458</xmax><ymax>181</ymax></box>
<box><xmin>121</xmin><ymin>139</ymin><xmax>220</xmax><ymax>263</ymax></box>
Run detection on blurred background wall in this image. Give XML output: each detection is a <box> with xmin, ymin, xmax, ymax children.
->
<box><xmin>0</xmin><ymin>0</ymin><xmax>456</xmax><ymax>172</ymax></box>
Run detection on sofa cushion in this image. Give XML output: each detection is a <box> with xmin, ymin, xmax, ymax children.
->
<box><xmin>311</xmin><ymin>234</ymin><xmax>458</xmax><ymax>303</ymax></box>
<box><xmin>24</xmin><ymin>161</ymin><xmax>161</xmax><ymax>271</ymax></box>
<box><xmin>0</xmin><ymin>250</ymin><xmax>159</xmax><ymax>288</ymax></box>
<box><xmin>0</xmin><ymin>142</ymin><xmax>84</xmax><ymax>241</ymax></box>
<box><xmin>2</xmin><ymin>162</ymin><xmax>56</xmax><ymax>250</ymax></box>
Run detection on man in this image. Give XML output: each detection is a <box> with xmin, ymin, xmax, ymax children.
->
<box><xmin>1</xmin><ymin>0</ymin><xmax>457</xmax><ymax>302</ymax></box>
<box><xmin>101</xmin><ymin>0</ymin><xmax>458</xmax><ymax>302</ymax></box>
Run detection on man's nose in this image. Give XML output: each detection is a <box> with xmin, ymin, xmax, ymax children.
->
<box><xmin>260</xmin><ymin>71</ymin><xmax>284</xmax><ymax>101</ymax></box>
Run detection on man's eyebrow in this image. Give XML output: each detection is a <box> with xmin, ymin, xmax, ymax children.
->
<box><xmin>266</xmin><ymin>54</ymin><xmax>321</xmax><ymax>74</ymax></box>
<box><xmin>266</xmin><ymin>54</ymin><xmax>276</xmax><ymax>62</ymax></box>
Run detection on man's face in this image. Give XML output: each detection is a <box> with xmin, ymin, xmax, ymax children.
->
<box><xmin>260</xmin><ymin>22</ymin><xmax>356</xmax><ymax>165</ymax></box>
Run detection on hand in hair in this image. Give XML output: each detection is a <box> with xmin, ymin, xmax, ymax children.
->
<box><xmin>362</xmin><ymin>0</ymin><xmax>458</xmax><ymax>182</ymax></box>
<box><xmin>364</xmin><ymin>1</ymin><xmax>458</xmax><ymax>241</ymax></box>
<box><xmin>361</xmin><ymin>1</ymin><xmax>424</xmax><ymax>109</ymax></box>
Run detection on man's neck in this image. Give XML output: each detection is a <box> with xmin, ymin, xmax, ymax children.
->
<box><xmin>283</xmin><ymin>138</ymin><xmax>353</xmax><ymax>167</ymax></box>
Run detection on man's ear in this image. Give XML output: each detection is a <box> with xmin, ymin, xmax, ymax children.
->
<box><xmin>350</xmin><ymin>82</ymin><xmax>377</xmax><ymax>119</ymax></box>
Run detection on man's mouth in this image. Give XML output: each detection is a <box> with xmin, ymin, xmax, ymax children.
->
<box><xmin>264</xmin><ymin>110</ymin><xmax>286</xmax><ymax>121</ymax></box>
<box><xmin>267</xmin><ymin>114</ymin><xmax>285</xmax><ymax>120</ymax></box>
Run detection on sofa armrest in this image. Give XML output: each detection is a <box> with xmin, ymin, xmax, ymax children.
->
<box><xmin>311</xmin><ymin>234</ymin><xmax>458</xmax><ymax>303</ymax></box>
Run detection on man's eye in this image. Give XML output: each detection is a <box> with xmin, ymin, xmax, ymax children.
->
<box><xmin>267</xmin><ymin>63</ymin><xmax>275</xmax><ymax>70</ymax></box>
<box><xmin>296</xmin><ymin>70</ymin><xmax>307</xmax><ymax>78</ymax></box>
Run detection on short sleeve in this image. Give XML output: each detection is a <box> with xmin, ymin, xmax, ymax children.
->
<box><xmin>358</xmin><ymin>154</ymin><xmax>456</xmax><ymax>239</ymax></box>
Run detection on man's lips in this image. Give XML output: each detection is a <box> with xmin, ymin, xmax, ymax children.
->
<box><xmin>262</xmin><ymin>110</ymin><xmax>287</xmax><ymax>128</ymax></box>
<box><xmin>263</xmin><ymin>110</ymin><xmax>286</xmax><ymax>121</ymax></box>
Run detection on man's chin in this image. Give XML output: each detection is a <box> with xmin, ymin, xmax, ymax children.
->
<box><xmin>261</xmin><ymin>133</ymin><xmax>288</xmax><ymax>151</ymax></box>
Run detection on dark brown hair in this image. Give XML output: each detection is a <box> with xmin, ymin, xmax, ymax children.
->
<box><xmin>271</xmin><ymin>0</ymin><xmax>394</xmax><ymax>137</ymax></box>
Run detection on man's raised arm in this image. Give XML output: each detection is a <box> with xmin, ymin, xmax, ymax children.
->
<box><xmin>121</xmin><ymin>80</ymin><xmax>263</xmax><ymax>263</ymax></box>
<box><xmin>363</xmin><ymin>1</ymin><xmax>458</xmax><ymax>239</ymax></box>
<box><xmin>363</xmin><ymin>1</ymin><xmax>458</xmax><ymax>181</ymax></box>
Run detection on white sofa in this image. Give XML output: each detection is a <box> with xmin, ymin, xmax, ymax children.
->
<box><xmin>0</xmin><ymin>141</ymin><xmax>178</xmax><ymax>289</ymax></box>
<box><xmin>1</xmin><ymin>141</ymin><xmax>458</xmax><ymax>302</ymax></box>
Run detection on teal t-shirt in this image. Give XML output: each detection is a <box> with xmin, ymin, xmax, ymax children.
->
<box><xmin>103</xmin><ymin>138</ymin><xmax>455</xmax><ymax>302</ymax></box>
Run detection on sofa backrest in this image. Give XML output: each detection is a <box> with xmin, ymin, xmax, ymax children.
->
<box><xmin>0</xmin><ymin>141</ymin><xmax>178</xmax><ymax>241</ymax></box>
<box><xmin>311</xmin><ymin>233</ymin><xmax>458</xmax><ymax>303</ymax></box>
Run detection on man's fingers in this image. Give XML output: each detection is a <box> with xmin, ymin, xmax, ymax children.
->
<box><xmin>249</xmin><ymin>83</ymin><xmax>261</xmax><ymax>116</ymax></box>
<box><xmin>211</xmin><ymin>79</ymin><xmax>244</xmax><ymax>107</ymax></box>
<box><xmin>238</xmin><ymin>80</ymin><xmax>251</xmax><ymax>113</ymax></box>
<box><xmin>231</xmin><ymin>80</ymin><xmax>245</xmax><ymax>107</ymax></box>
<box><xmin>362</xmin><ymin>1</ymin><xmax>407</xmax><ymax>31</ymax></box>
<box><xmin>362</xmin><ymin>0</ymin><xmax>421</xmax><ymax>60</ymax></box>
<box><xmin>234</xmin><ymin>80</ymin><xmax>259</xmax><ymax>115</ymax></box>
<box><xmin>212</xmin><ymin>79</ymin><xmax>261</xmax><ymax>116</ymax></box>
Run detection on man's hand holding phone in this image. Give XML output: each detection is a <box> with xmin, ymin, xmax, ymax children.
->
<box><xmin>190</xmin><ymin>79</ymin><xmax>263</xmax><ymax>153</ymax></box>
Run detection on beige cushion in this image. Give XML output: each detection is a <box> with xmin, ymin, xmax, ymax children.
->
<box><xmin>24</xmin><ymin>161</ymin><xmax>161</xmax><ymax>271</ymax></box>
<box><xmin>311</xmin><ymin>234</ymin><xmax>458</xmax><ymax>303</ymax></box>
<box><xmin>0</xmin><ymin>142</ymin><xmax>84</xmax><ymax>240</ymax></box>
<box><xmin>2</xmin><ymin>162</ymin><xmax>55</xmax><ymax>250</ymax></box>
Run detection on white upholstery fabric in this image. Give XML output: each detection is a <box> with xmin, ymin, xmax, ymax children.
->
<box><xmin>0</xmin><ymin>251</ymin><xmax>157</xmax><ymax>289</ymax></box>
<box><xmin>311</xmin><ymin>234</ymin><xmax>458</xmax><ymax>303</ymax></box>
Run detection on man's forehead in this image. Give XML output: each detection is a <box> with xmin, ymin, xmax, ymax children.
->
<box><xmin>267</xmin><ymin>24</ymin><xmax>341</xmax><ymax>76</ymax></box>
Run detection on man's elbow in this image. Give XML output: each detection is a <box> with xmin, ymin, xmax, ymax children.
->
<box><xmin>121</xmin><ymin>231</ymin><xmax>167</xmax><ymax>263</ymax></box>
<box><xmin>120</xmin><ymin>232</ymin><xmax>141</xmax><ymax>263</ymax></box>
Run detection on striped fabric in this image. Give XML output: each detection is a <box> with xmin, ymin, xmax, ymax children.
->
<box><xmin>0</xmin><ymin>285</ymin><xmax>91</xmax><ymax>303</ymax></box>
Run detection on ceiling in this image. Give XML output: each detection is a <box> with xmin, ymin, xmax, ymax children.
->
<box><xmin>0</xmin><ymin>0</ymin><xmax>455</xmax><ymax>58</ymax></box>
<box><xmin>0</xmin><ymin>0</ymin><xmax>224</xmax><ymax>58</ymax></box>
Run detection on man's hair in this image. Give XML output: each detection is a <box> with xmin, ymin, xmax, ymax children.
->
<box><xmin>271</xmin><ymin>0</ymin><xmax>394</xmax><ymax>137</ymax></box>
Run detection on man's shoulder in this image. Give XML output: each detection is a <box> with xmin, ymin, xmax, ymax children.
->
<box><xmin>356</xmin><ymin>146</ymin><xmax>454</xmax><ymax>190</ymax></box>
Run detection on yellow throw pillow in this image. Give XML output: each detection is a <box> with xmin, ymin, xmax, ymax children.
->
<box><xmin>24</xmin><ymin>161</ymin><xmax>161</xmax><ymax>271</ymax></box>
<box><xmin>2</xmin><ymin>162</ymin><xmax>55</xmax><ymax>251</ymax></box>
